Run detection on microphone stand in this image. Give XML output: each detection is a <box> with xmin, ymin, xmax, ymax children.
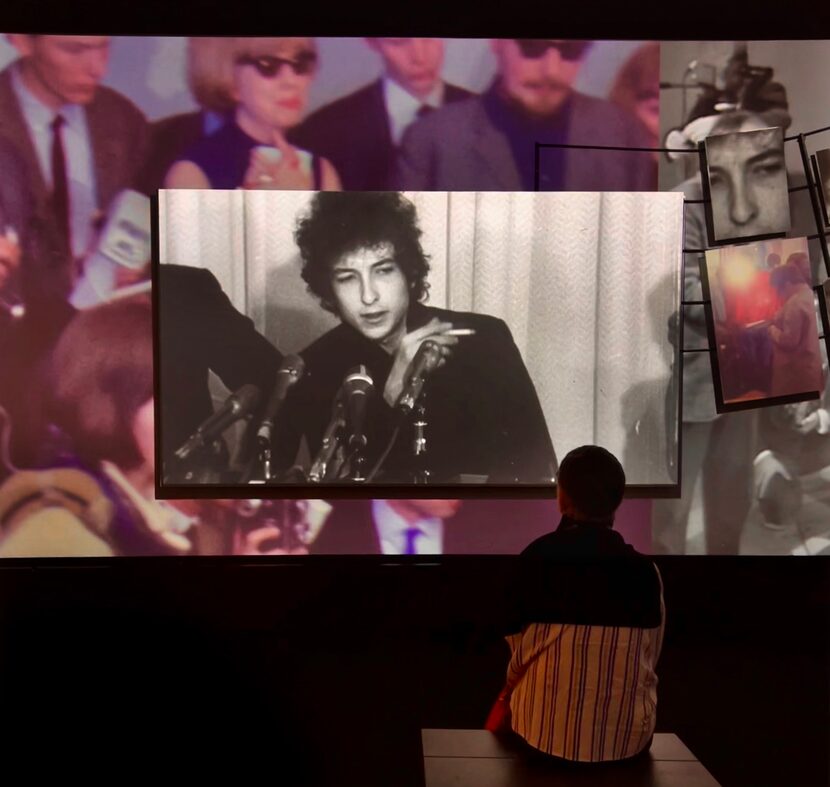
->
<box><xmin>411</xmin><ymin>394</ymin><xmax>430</xmax><ymax>484</ymax></box>
<box><xmin>308</xmin><ymin>399</ymin><xmax>346</xmax><ymax>483</ymax></box>
<box><xmin>164</xmin><ymin>436</ymin><xmax>227</xmax><ymax>484</ymax></box>
<box><xmin>348</xmin><ymin>441</ymin><xmax>367</xmax><ymax>482</ymax></box>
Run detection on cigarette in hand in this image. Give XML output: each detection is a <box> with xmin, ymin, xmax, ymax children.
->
<box><xmin>443</xmin><ymin>328</ymin><xmax>476</xmax><ymax>337</ymax></box>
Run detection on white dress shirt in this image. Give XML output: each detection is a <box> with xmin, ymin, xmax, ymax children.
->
<box><xmin>11</xmin><ymin>64</ymin><xmax>98</xmax><ymax>259</ymax></box>
<box><xmin>372</xmin><ymin>499</ymin><xmax>444</xmax><ymax>555</ymax></box>
<box><xmin>382</xmin><ymin>78</ymin><xmax>445</xmax><ymax>146</ymax></box>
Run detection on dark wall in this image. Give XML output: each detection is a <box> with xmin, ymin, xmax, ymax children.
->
<box><xmin>0</xmin><ymin>557</ymin><xmax>826</xmax><ymax>786</ymax></box>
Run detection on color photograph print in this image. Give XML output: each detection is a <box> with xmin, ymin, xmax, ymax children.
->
<box><xmin>702</xmin><ymin>237</ymin><xmax>823</xmax><ymax>412</ymax></box>
<box><xmin>703</xmin><ymin>126</ymin><xmax>790</xmax><ymax>244</ymax></box>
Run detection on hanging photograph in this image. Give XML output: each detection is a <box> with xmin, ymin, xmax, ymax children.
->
<box><xmin>814</xmin><ymin>148</ymin><xmax>830</xmax><ymax>226</ymax></box>
<box><xmin>703</xmin><ymin>126</ymin><xmax>790</xmax><ymax>244</ymax></box>
<box><xmin>155</xmin><ymin>189</ymin><xmax>683</xmax><ymax>495</ymax></box>
<box><xmin>701</xmin><ymin>237</ymin><xmax>823</xmax><ymax>412</ymax></box>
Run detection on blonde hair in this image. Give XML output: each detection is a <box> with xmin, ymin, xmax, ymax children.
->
<box><xmin>187</xmin><ymin>36</ymin><xmax>317</xmax><ymax>113</ymax></box>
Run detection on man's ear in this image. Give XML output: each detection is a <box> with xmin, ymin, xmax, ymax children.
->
<box><xmin>557</xmin><ymin>484</ymin><xmax>574</xmax><ymax>517</ymax></box>
<box><xmin>7</xmin><ymin>34</ymin><xmax>36</xmax><ymax>59</ymax></box>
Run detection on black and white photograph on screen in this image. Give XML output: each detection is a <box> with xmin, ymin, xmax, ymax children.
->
<box><xmin>703</xmin><ymin>126</ymin><xmax>790</xmax><ymax>244</ymax></box>
<box><xmin>701</xmin><ymin>237</ymin><xmax>823</xmax><ymax>412</ymax></box>
<box><xmin>656</xmin><ymin>40</ymin><xmax>830</xmax><ymax>556</ymax></box>
<box><xmin>814</xmin><ymin>148</ymin><xmax>830</xmax><ymax>225</ymax></box>
<box><xmin>156</xmin><ymin>189</ymin><xmax>683</xmax><ymax>493</ymax></box>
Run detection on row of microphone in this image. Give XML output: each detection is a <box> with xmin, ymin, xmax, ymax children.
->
<box><xmin>172</xmin><ymin>339</ymin><xmax>444</xmax><ymax>483</ymax></box>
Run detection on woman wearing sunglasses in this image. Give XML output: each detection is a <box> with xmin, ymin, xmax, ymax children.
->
<box><xmin>165</xmin><ymin>37</ymin><xmax>341</xmax><ymax>191</ymax></box>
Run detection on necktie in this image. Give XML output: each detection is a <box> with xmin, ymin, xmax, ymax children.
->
<box><xmin>403</xmin><ymin>527</ymin><xmax>421</xmax><ymax>555</ymax></box>
<box><xmin>416</xmin><ymin>104</ymin><xmax>435</xmax><ymax>120</ymax></box>
<box><xmin>50</xmin><ymin>114</ymin><xmax>70</xmax><ymax>251</ymax></box>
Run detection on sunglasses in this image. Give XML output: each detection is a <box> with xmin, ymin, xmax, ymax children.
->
<box><xmin>513</xmin><ymin>39</ymin><xmax>591</xmax><ymax>61</ymax></box>
<box><xmin>236</xmin><ymin>51</ymin><xmax>318</xmax><ymax>77</ymax></box>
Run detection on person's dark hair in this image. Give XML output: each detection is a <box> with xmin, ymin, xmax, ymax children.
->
<box><xmin>294</xmin><ymin>192</ymin><xmax>430</xmax><ymax>314</ymax></box>
<box><xmin>710</xmin><ymin>109</ymin><xmax>766</xmax><ymax>136</ymax></box>
<box><xmin>557</xmin><ymin>445</ymin><xmax>626</xmax><ymax>522</ymax></box>
<box><xmin>770</xmin><ymin>262</ymin><xmax>805</xmax><ymax>293</ymax></box>
<box><xmin>49</xmin><ymin>296</ymin><xmax>154</xmax><ymax>470</ymax></box>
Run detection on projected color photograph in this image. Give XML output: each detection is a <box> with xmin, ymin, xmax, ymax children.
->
<box><xmin>702</xmin><ymin>237</ymin><xmax>823</xmax><ymax>412</ymax></box>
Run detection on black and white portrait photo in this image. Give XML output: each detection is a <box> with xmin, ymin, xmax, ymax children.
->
<box><xmin>156</xmin><ymin>189</ymin><xmax>683</xmax><ymax>491</ymax></box>
<box><xmin>702</xmin><ymin>237</ymin><xmax>823</xmax><ymax>412</ymax></box>
<box><xmin>703</xmin><ymin>125</ymin><xmax>790</xmax><ymax>244</ymax></box>
<box><xmin>814</xmin><ymin>148</ymin><xmax>830</xmax><ymax>226</ymax></box>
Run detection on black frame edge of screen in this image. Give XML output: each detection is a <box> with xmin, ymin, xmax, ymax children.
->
<box><xmin>4</xmin><ymin>0</ymin><xmax>830</xmax><ymax>41</ymax></box>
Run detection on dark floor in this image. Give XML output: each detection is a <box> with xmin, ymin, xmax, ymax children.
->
<box><xmin>0</xmin><ymin>556</ymin><xmax>826</xmax><ymax>786</ymax></box>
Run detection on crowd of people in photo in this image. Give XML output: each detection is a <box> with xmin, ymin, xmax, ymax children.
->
<box><xmin>0</xmin><ymin>34</ymin><xmax>827</xmax><ymax>557</ymax></box>
<box><xmin>0</xmin><ymin>34</ymin><xmax>659</xmax><ymax>557</ymax></box>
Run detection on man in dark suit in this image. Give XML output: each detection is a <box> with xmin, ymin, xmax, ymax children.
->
<box><xmin>396</xmin><ymin>39</ymin><xmax>655</xmax><ymax>191</ymax></box>
<box><xmin>280</xmin><ymin>192</ymin><xmax>557</xmax><ymax>484</ymax></box>
<box><xmin>0</xmin><ymin>35</ymin><xmax>148</xmax><ymax>307</ymax></box>
<box><xmin>0</xmin><ymin>137</ymin><xmax>32</xmax><ymax>313</ymax></box>
<box><xmin>157</xmin><ymin>264</ymin><xmax>284</xmax><ymax>477</ymax></box>
<box><xmin>290</xmin><ymin>38</ymin><xmax>473</xmax><ymax>191</ymax></box>
<box><xmin>310</xmin><ymin>498</ymin><xmax>560</xmax><ymax>555</ymax></box>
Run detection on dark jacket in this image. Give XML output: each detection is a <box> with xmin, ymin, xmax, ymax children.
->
<box><xmin>156</xmin><ymin>264</ymin><xmax>283</xmax><ymax>466</ymax></box>
<box><xmin>395</xmin><ymin>88</ymin><xmax>655</xmax><ymax>191</ymax></box>
<box><xmin>0</xmin><ymin>63</ymin><xmax>149</xmax><ymax>305</ymax></box>
<box><xmin>506</xmin><ymin>517</ymin><xmax>663</xmax><ymax>633</ymax></box>
<box><xmin>279</xmin><ymin>303</ymin><xmax>556</xmax><ymax>484</ymax></box>
<box><xmin>136</xmin><ymin>110</ymin><xmax>206</xmax><ymax>195</ymax></box>
<box><xmin>289</xmin><ymin>79</ymin><xmax>473</xmax><ymax>191</ymax></box>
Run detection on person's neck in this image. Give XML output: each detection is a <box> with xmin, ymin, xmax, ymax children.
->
<box><xmin>561</xmin><ymin>512</ymin><xmax>614</xmax><ymax>528</ymax></box>
<box><xmin>386</xmin><ymin>499</ymin><xmax>430</xmax><ymax>525</ymax></box>
<box><xmin>235</xmin><ymin>107</ymin><xmax>282</xmax><ymax>145</ymax></box>
<box><xmin>18</xmin><ymin>59</ymin><xmax>67</xmax><ymax>111</ymax></box>
<box><xmin>388</xmin><ymin>74</ymin><xmax>439</xmax><ymax>103</ymax></box>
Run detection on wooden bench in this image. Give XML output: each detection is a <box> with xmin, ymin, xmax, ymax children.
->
<box><xmin>422</xmin><ymin>730</ymin><xmax>721</xmax><ymax>786</ymax></box>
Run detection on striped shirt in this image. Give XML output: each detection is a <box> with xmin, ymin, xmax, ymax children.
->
<box><xmin>505</xmin><ymin>567</ymin><xmax>665</xmax><ymax>762</ymax></box>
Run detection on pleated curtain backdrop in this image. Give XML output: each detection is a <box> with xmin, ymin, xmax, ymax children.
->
<box><xmin>159</xmin><ymin>190</ymin><xmax>682</xmax><ymax>484</ymax></box>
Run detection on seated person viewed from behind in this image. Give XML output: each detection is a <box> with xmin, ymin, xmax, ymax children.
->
<box><xmin>0</xmin><ymin>297</ymin><xmax>194</xmax><ymax>556</ymax></box>
<box><xmin>164</xmin><ymin>37</ymin><xmax>340</xmax><ymax>191</ymax></box>
<box><xmin>489</xmin><ymin>446</ymin><xmax>664</xmax><ymax>763</ymax></box>
<box><xmin>278</xmin><ymin>191</ymin><xmax>556</xmax><ymax>484</ymax></box>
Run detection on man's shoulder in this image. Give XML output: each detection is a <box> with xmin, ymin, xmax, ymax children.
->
<box><xmin>405</xmin><ymin>95</ymin><xmax>486</xmax><ymax>142</ymax></box>
<box><xmin>159</xmin><ymin>263</ymin><xmax>216</xmax><ymax>285</ymax></box>
<box><xmin>299</xmin><ymin>82</ymin><xmax>382</xmax><ymax>131</ymax></box>
<box><xmin>444</xmin><ymin>82</ymin><xmax>475</xmax><ymax>103</ymax></box>
<box><xmin>90</xmin><ymin>84</ymin><xmax>147</xmax><ymax>125</ymax></box>
<box><xmin>424</xmin><ymin>304</ymin><xmax>508</xmax><ymax>333</ymax></box>
<box><xmin>569</xmin><ymin>92</ymin><xmax>647</xmax><ymax>141</ymax></box>
<box><xmin>159</xmin><ymin>264</ymin><xmax>222</xmax><ymax>303</ymax></box>
<box><xmin>150</xmin><ymin>110</ymin><xmax>204</xmax><ymax>139</ymax></box>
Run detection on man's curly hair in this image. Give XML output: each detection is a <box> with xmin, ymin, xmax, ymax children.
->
<box><xmin>294</xmin><ymin>192</ymin><xmax>430</xmax><ymax>314</ymax></box>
